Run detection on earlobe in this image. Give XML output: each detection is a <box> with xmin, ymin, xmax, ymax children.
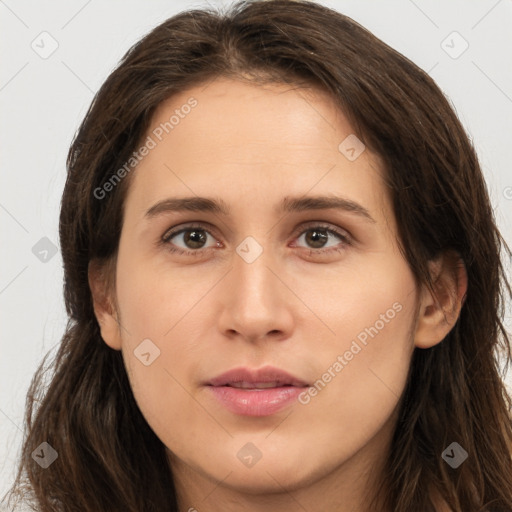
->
<box><xmin>414</xmin><ymin>251</ymin><xmax>468</xmax><ymax>349</ymax></box>
<box><xmin>88</xmin><ymin>259</ymin><xmax>123</xmax><ymax>351</ymax></box>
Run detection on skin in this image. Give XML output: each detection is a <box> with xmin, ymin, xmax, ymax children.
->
<box><xmin>89</xmin><ymin>78</ymin><xmax>467</xmax><ymax>512</ymax></box>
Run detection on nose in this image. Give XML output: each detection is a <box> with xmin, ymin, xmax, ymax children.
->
<box><xmin>217</xmin><ymin>240</ymin><xmax>295</xmax><ymax>344</ymax></box>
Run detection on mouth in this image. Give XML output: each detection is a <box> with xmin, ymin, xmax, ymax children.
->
<box><xmin>205</xmin><ymin>366</ymin><xmax>309</xmax><ymax>416</ymax></box>
<box><xmin>222</xmin><ymin>381</ymin><xmax>299</xmax><ymax>389</ymax></box>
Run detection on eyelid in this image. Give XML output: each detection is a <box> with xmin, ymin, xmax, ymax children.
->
<box><xmin>161</xmin><ymin>221</ymin><xmax>220</xmax><ymax>244</ymax></box>
<box><xmin>160</xmin><ymin>220</ymin><xmax>353</xmax><ymax>255</ymax></box>
<box><xmin>290</xmin><ymin>221</ymin><xmax>352</xmax><ymax>244</ymax></box>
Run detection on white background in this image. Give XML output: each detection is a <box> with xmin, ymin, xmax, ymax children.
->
<box><xmin>1</xmin><ymin>0</ymin><xmax>511</xmax><ymax>500</ymax></box>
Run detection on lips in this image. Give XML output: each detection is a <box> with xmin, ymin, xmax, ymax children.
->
<box><xmin>205</xmin><ymin>366</ymin><xmax>309</xmax><ymax>416</ymax></box>
<box><xmin>206</xmin><ymin>366</ymin><xmax>309</xmax><ymax>388</ymax></box>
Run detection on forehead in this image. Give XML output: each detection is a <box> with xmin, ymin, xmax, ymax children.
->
<box><xmin>151</xmin><ymin>78</ymin><xmax>349</xmax><ymax>153</ymax></box>
<box><xmin>124</xmin><ymin>78</ymin><xmax>391</xmax><ymax>225</ymax></box>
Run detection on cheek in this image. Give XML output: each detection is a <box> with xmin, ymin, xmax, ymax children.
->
<box><xmin>296</xmin><ymin>254</ymin><xmax>416</xmax><ymax>450</ymax></box>
<box><xmin>115</xmin><ymin>244</ymin><xmax>211</xmax><ymax>344</ymax></box>
<box><xmin>114</xmin><ymin>252</ymin><xmax>219</xmax><ymax>439</ymax></box>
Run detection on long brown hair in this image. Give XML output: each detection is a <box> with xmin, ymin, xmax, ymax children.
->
<box><xmin>4</xmin><ymin>1</ymin><xmax>512</xmax><ymax>510</ymax></box>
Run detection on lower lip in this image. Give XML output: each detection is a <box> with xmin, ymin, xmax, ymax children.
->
<box><xmin>207</xmin><ymin>385</ymin><xmax>305</xmax><ymax>416</ymax></box>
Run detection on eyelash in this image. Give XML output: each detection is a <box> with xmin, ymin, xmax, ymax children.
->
<box><xmin>159</xmin><ymin>222</ymin><xmax>353</xmax><ymax>258</ymax></box>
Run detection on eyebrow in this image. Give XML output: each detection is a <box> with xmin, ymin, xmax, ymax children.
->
<box><xmin>144</xmin><ymin>195</ymin><xmax>376</xmax><ymax>223</ymax></box>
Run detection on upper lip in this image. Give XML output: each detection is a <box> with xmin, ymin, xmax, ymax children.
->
<box><xmin>206</xmin><ymin>366</ymin><xmax>309</xmax><ymax>387</ymax></box>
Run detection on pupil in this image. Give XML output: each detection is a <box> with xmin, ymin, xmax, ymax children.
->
<box><xmin>185</xmin><ymin>230</ymin><xmax>206</xmax><ymax>248</ymax></box>
<box><xmin>307</xmin><ymin>229</ymin><xmax>327</xmax><ymax>248</ymax></box>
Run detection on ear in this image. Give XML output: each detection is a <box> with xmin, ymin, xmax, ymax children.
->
<box><xmin>88</xmin><ymin>259</ymin><xmax>122</xmax><ymax>350</ymax></box>
<box><xmin>414</xmin><ymin>250</ymin><xmax>468</xmax><ymax>349</ymax></box>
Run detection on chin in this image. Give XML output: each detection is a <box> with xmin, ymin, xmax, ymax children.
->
<box><xmin>215</xmin><ymin>465</ymin><xmax>311</xmax><ymax>495</ymax></box>
<box><xmin>205</xmin><ymin>443</ymin><xmax>323</xmax><ymax>495</ymax></box>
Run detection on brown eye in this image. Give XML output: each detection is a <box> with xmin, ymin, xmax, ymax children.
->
<box><xmin>295</xmin><ymin>225</ymin><xmax>351</xmax><ymax>252</ymax></box>
<box><xmin>178</xmin><ymin>229</ymin><xmax>208</xmax><ymax>249</ymax></box>
<box><xmin>162</xmin><ymin>225</ymin><xmax>219</xmax><ymax>256</ymax></box>
<box><xmin>303</xmin><ymin>228</ymin><xmax>329</xmax><ymax>248</ymax></box>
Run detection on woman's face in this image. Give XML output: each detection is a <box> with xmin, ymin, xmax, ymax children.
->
<box><xmin>96</xmin><ymin>78</ymin><xmax>422</xmax><ymax>501</ymax></box>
